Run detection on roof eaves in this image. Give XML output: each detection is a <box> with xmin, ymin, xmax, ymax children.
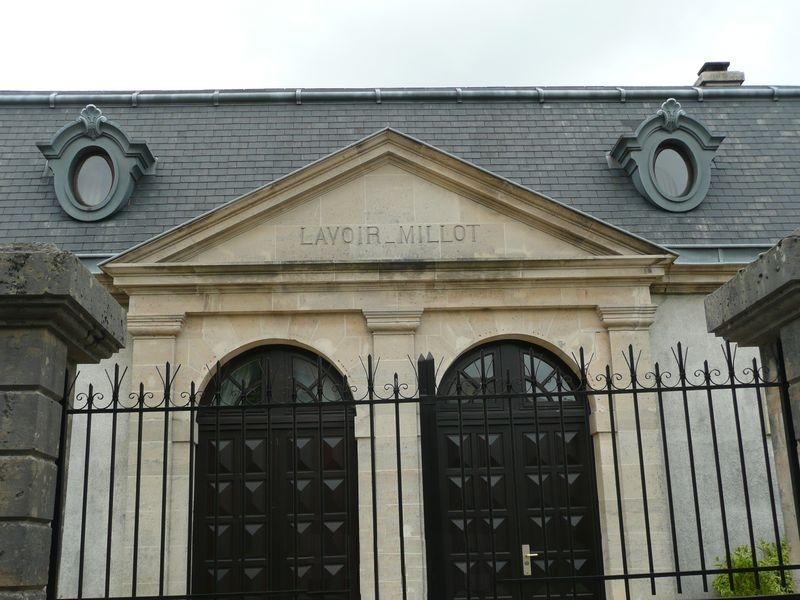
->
<box><xmin>2</xmin><ymin>85</ymin><xmax>798</xmax><ymax>107</ymax></box>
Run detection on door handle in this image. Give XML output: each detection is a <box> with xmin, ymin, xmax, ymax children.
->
<box><xmin>521</xmin><ymin>544</ymin><xmax>537</xmax><ymax>576</ymax></box>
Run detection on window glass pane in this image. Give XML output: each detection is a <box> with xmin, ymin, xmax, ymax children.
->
<box><xmin>293</xmin><ymin>358</ymin><xmax>317</xmax><ymax>387</ymax></box>
<box><xmin>219</xmin><ymin>359</ymin><xmax>262</xmax><ymax>406</ymax></box>
<box><xmin>75</xmin><ymin>154</ymin><xmax>113</xmax><ymax>206</ymax></box>
<box><xmin>654</xmin><ymin>147</ymin><xmax>691</xmax><ymax>197</ymax></box>
<box><xmin>322</xmin><ymin>377</ymin><xmax>343</xmax><ymax>402</ymax></box>
<box><xmin>293</xmin><ymin>358</ymin><xmax>320</xmax><ymax>403</ymax></box>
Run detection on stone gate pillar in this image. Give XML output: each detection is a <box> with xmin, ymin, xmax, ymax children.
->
<box><xmin>0</xmin><ymin>244</ymin><xmax>125</xmax><ymax>600</ymax></box>
<box><xmin>706</xmin><ymin>230</ymin><xmax>800</xmax><ymax>576</ymax></box>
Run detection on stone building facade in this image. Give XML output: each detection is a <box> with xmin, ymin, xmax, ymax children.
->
<box><xmin>1</xmin><ymin>68</ymin><xmax>799</xmax><ymax>600</ymax></box>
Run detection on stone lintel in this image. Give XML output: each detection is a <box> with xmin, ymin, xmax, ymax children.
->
<box><xmin>705</xmin><ymin>232</ymin><xmax>800</xmax><ymax>346</ymax></box>
<box><xmin>127</xmin><ymin>314</ymin><xmax>186</xmax><ymax>338</ymax></box>
<box><xmin>0</xmin><ymin>244</ymin><xmax>125</xmax><ymax>363</ymax></box>
<box><xmin>596</xmin><ymin>305</ymin><xmax>657</xmax><ymax>331</ymax></box>
<box><xmin>363</xmin><ymin>309</ymin><xmax>423</xmax><ymax>333</ymax></box>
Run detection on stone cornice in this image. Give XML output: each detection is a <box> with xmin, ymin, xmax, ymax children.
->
<box><xmin>597</xmin><ymin>305</ymin><xmax>658</xmax><ymax>331</ymax></box>
<box><xmin>127</xmin><ymin>314</ymin><xmax>185</xmax><ymax>338</ymax></box>
<box><xmin>103</xmin><ymin>256</ymin><xmax>672</xmax><ymax>296</ymax></box>
<box><xmin>653</xmin><ymin>262</ymin><xmax>744</xmax><ymax>294</ymax></box>
<box><xmin>363</xmin><ymin>309</ymin><xmax>423</xmax><ymax>333</ymax></box>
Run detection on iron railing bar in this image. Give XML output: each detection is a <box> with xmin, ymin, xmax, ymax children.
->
<box><xmin>291</xmin><ymin>377</ymin><xmax>299</xmax><ymax>594</ymax></box>
<box><xmin>479</xmin><ymin>348</ymin><xmax>498</xmax><ymax>600</ymax></box>
<box><xmin>213</xmin><ymin>369</ymin><xmax>222</xmax><ymax>597</ymax></box>
<box><xmin>76</xmin><ymin>384</ymin><xmax>94</xmax><ymax>600</ymax></box>
<box><xmin>676</xmin><ymin>343</ymin><xmax>708</xmax><ymax>591</ymax></box>
<box><xmin>455</xmin><ymin>371</ymin><xmax>472</xmax><ymax>600</ymax></box>
<box><xmin>265</xmin><ymin>362</ymin><xmax>273</xmax><ymax>593</ymax></box>
<box><xmin>239</xmin><ymin>379</ymin><xmax>248</xmax><ymax>594</ymax></box>
<box><xmin>555</xmin><ymin>371</ymin><xmax>578</xmax><ymax>600</ymax></box>
<box><xmin>367</xmin><ymin>355</ymin><xmax>381</xmax><ymax>600</ymax></box>
<box><xmin>503</xmin><ymin>368</ymin><xmax>524</xmax><ymax>600</ymax></box>
<box><xmin>752</xmin><ymin>357</ymin><xmax>786</xmax><ymax>587</ymax></box>
<box><xmin>131</xmin><ymin>384</ymin><xmax>145</xmax><ymax>597</ymax></box>
<box><xmin>529</xmin><ymin>352</ymin><xmax>552</xmax><ymax>600</ymax></box>
<box><xmin>158</xmin><ymin>364</ymin><xmax>172</xmax><ymax>597</ymax></box>
<box><xmin>653</xmin><ymin>362</ymin><xmax>682</xmax><ymax>593</ymax></box>
<box><xmin>342</xmin><ymin>376</ymin><xmax>352</xmax><ymax>595</ymax></box>
<box><xmin>59</xmin><ymin>587</ymin><xmax>353</xmax><ymax>600</ymax></box>
<box><xmin>393</xmin><ymin>373</ymin><xmax>408</xmax><ymax>600</ymax></box>
<box><xmin>103</xmin><ymin>369</ymin><xmax>120</xmax><ymax>599</ymax></box>
<box><xmin>627</xmin><ymin>346</ymin><xmax>656</xmax><ymax>595</ymax></box>
<box><xmin>64</xmin><ymin>379</ymin><xmax>785</xmax><ymax>414</ymax></box>
<box><xmin>47</xmin><ymin>369</ymin><xmax>73</xmax><ymax>600</ymax></box>
<box><xmin>577</xmin><ymin>349</ymin><xmax>606</xmax><ymax>599</ymax></box>
<box><xmin>606</xmin><ymin>365</ymin><xmax>630</xmax><ymax>600</ymax></box>
<box><xmin>58</xmin><ymin>560</ymin><xmax>800</xmax><ymax>600</ymax></box>
<box><xmin>316</xmin><ymin>358</ymin><xmax>325</xmax><ymax>594</ymax></box>
<box><xmin>494</xmin><ymin>561</ymin><xmax>800</xmax><ymax>584</ymax></box>
<box><xmin>725</xmin><ymin>343</ymin><xmax>760</xmax><ymax>590</ymax></box>
<box><xmin>703</xmin><ymin>359</ymin><xmax>733</xmax><ymax>590</ymax></box>
<box><xmin>186</xmin><ymin>383</ymin><xmax>196</xmax><ymax>596</ymax></box>
<box><xmin>66</xmin><ymin>377</ymin><xmax>786</xmax><ymax>409</ymax></box>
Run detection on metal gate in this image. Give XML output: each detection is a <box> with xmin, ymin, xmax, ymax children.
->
<box><xmin>49</xmin><ymin>338</ymin><xmax>800</xmax><ymax>600</ymax></box>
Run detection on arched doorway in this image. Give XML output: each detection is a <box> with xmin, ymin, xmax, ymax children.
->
<box><xmin>191</xmin><ymin>345</ymin><xmax>359</xmax><ymax>598</ymax></box>
<box><xmin>421</xmin><ymin>340</ymin><xmax>604</xmax><ymax>600</ymax></box>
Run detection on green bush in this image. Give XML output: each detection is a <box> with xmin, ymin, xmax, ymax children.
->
<box><xmin>713</xmin><ymin>539</ymin><xmax>793</xmax><ymax>597</ymax></box>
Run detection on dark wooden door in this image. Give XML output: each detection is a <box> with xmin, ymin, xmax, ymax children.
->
<box><xmin>422</xmin><ymin>341</ymin><xmax>604</xmax><ymax>600</ymax></box>
<box><xmin>192</xmin><ymin>346</ymin><xmax>359</xmax><ymax>599</ymax></box>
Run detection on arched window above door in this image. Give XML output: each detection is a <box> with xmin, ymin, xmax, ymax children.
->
<box><xmin>440</xmin><ymin>339</ymin><xmax>579</xmax><ymax>403</ymax></box>
<box><xmin>203</xmin><ymin>345</ymin><xmax>349</xmax><ymax>406</ymax></box>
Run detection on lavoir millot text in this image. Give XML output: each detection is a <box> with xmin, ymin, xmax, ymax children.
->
<box><xmin>299</xmin><ymin>223</ymin><xmax>481</xmax><ymax>245</ymax></box>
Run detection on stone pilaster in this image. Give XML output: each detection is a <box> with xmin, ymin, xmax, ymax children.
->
<box><xmin>596</xmin><ymin>304</ymin><xmax>673</xmax><ymax>600</ymax></box>
<box><xmin>0</xmin><ymin>244</ymin><xmax>125</xmax><ymax>600</ymax></box>
<box><xmin>706</xmin><ymin>231</ymin><xmax>800</xmax><ymax>580</ymax></box>
<box><xmin>122</xmin><ymin>313</ymin><xmax>186</xmax><ymax>596</ymax></box>
<box><xmin>360</xmin><ymin>309</ymin><xmax>424</xmax><ymax>600</ymax></box>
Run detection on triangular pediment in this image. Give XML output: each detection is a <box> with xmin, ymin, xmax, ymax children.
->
<box><xmin>105</xmin><ymin>129</ymin><xmax>672</xmax><ymax>268</ymax></box>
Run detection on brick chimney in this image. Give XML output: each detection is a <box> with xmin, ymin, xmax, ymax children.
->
<box><xmin>695</xmin><ymin>61</ymin><xmax>745</xmax><ymax>87</ymax></box>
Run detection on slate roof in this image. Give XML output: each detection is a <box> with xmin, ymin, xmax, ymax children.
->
<box><xmin>0</xmin><ymin>88</ymin><xmax>799</xmax><ymax>255</ymax></box>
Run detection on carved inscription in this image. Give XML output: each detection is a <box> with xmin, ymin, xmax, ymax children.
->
<box><xmin>299</xmin><ymin>224</ymin><xmax>480</xmax><ymax>246</ymax></box>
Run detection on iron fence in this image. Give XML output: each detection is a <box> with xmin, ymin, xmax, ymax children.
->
<box><xmin>48</xmin><ymin>340</ymin><xmax>800</xmax><ymax>600</ymax></box>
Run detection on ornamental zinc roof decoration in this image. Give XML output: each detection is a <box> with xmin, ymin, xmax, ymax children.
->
<box><xmin>0</xmin><ymin>85</ymin><xmax>799</xmax><ymax>255</ymax></box>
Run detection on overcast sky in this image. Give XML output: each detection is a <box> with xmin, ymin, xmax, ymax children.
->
<box><xmin>1</xmin><ymin>0</ymin><xmax>796</xmax><ymax>90</ymax></box>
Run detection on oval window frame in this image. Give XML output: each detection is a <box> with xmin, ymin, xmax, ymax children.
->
<box><xmin>70</xmin><ymin>148</ymin><xmax>116</xmax><ymax>210</ymax></box>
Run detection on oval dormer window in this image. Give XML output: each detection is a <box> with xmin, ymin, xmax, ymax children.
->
<box><xmin>72</xmin><ymin>150</ymin><xmax>114</xmax><ymax>207</ymax></box>
<box><xmin>37</xmin><ymin>105</ymin><xmax>155</xmax><ymax>221</ymax></box>
<box><xmin>654</xmin><ymin>143</ymin><xmax>693</xmax><ymax>198</ymax></box>
<box><xmin>610</xmin><ymin>98</ymin><xmax>723</xmax><ymax>212</ymax></box>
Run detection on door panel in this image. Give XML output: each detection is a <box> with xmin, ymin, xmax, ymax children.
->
<box><xmin>192</xmin><ymin>346</ymin><xmax>358</xmax><ymax>599</ymax></box>
<box><xmin>423</xmin><ymin>341</ymin><xmax>604</xmax><ymax>600</ymax></box>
